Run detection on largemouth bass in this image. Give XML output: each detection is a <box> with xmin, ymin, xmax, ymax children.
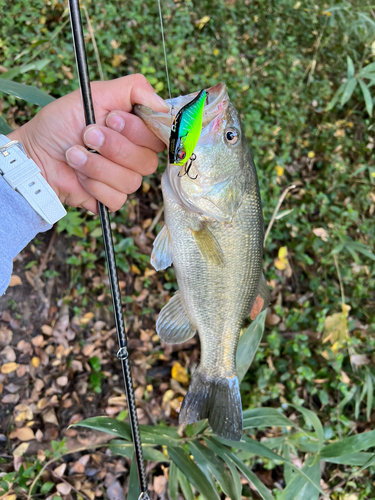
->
<box><xmin>135</xmin><ymin>83</ymin><xmax>269</xmax><ymax>441</ymax></box>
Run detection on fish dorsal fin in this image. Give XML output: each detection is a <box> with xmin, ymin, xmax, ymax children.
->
<box><xmin>156</xmin><ymin>291</ymin><xmax>196</xmax><ymax>344</ymax></box>
<box><xmin>250</xmin><ymin>274</ymin><xmax>270</xmax><ymax>320</ymax></box>
<box><xmin>191</xmin><ymin>223</ymin><xmax>225</xmax><ymax>267</ymax></box>
<box><xmin>151</xmin><ymin>225</ymin><xmax>173</xmax><ymax>271</ymax></box>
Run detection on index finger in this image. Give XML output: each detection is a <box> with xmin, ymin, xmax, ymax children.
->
<box><xmin>92</xmin><ymin>74</ymin><xmax>170</xmax><ymax>115</ymax></box>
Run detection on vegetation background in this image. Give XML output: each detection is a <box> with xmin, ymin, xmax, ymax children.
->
<box><xmin>0</xmin><ymin>0</ymin><xmax>374</xmax><ymax>499</ymax></box>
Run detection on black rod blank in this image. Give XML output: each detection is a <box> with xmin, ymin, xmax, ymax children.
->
<box><xmin>68</xmin><ymin>1</ymin><xmax>149</xmax><ymax>498</ymax></box>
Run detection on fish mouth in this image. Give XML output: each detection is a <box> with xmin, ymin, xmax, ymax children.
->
<box><xmin>134</xmin><ymin>83</ymin><xmax>228</xmax><ymax>145</ymax></box>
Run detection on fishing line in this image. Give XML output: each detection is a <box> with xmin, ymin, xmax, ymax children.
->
<box><xmin>157</xmin><ymin>0</ymin><xmax>175</xmax><ymax>126</ymax></box>
<box><xmin>68</xmin><ymin>2</ymin><xmax>149</xmax><ymax>499</ymax></box>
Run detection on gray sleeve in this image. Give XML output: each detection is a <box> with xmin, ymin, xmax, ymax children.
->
<box><xmin>0</xmin><ymin>176</ymin><xmax>52</xmax><ymax>295</ymax></box>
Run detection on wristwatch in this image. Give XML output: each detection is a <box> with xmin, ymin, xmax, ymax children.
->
<box><xmin>0</xmin><ymin>134</ymin><xmax>66</xmax><ymax>225</ymax></box>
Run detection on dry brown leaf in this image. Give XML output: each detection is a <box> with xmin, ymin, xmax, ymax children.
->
<box><xmin>1</xmin><ymin>393</ymin><xmax>19</xmax><ymax>404</ymax></box>
<box><xmin>313</xmin><ymin>227</ymin><xmax>329</xmax><ymax>242</ymax></box>
<box><xmin>13</xmin><ymin>442</ymin><xmax>29</xmax><ymax>457</ymax></box>
<box><xmin>56</xmin><ymin>376</ymin><xmax>68</xmax><ymax>387</ymax></box>
<box><xmin>0</xmin><ymin>326</ymin><xmax>12</xmax><ymax>346</ymax></box>
<box><xmin>80</xmin><ymin>312</ymin><xmax>94</xmax><ymax>325</ymax></box>
<box><xmin>54</xmin><ymin>463</ymin><xmax>67</xmax><ymax>477</ymax></box>
<box><xmin>43</xmin><ymin>409</ymin><xmax>58</xmax><ymax>425</ymax></box>
<box><xmin>1</xmin><ymin>362</ymin><xmax>19</xmax><ymax>374</ymax></box>
<box><xmin>32</xmin><ymin>335</ymin><xmax>44</xmax><ymax>347</ymax></box>
<box><xmin>10</xmin><ymin>427</ymin><xmax>35</xmax><ymax>441</ymax></box>
<box><xmin>41</xmin><ymin>324</ymin><xmax>53</xmax><ymax>335</ymax></box>
<box><xmin>9</xmin><ymin>275</ymin><xmax>22</xmax><ymax>287</ymax></box>
<box><xmin>1</xmin><ymin>346</ymin><xmax>16</xmax><ymax>362</ymax></box>
<box><xmin>57</xmin><ymin>483</ymin><xmax>72</xmax><ymax>495</ymax></box>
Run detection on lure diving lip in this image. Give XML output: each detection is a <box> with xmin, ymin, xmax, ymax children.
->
<box><xmin>168</xmin><ymin>89</ymin><xmax>207</xmax><ymax>167</ymax></box>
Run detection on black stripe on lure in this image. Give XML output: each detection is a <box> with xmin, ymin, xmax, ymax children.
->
<box><xmin>169</xmin><ymin>89</ymin><xmax>207</xmax><ymax>179</ymax></box>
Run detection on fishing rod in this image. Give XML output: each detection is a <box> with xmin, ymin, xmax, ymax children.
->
<box><xmin>68</xmin><ymin>1</ymin><xmax>149</xmax><ymax>499</ymax></box>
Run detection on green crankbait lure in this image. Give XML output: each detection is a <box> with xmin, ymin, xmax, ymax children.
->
<box><xmin>169</xmin><ymin>89</ymin><xmax>206</xmax><ymax>176</ymax></box>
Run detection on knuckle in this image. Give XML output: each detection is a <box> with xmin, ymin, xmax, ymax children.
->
<box><xmin>132</xmin><ymin>73</ymin><xmax>148</xmax><ymax>86</ymax></box>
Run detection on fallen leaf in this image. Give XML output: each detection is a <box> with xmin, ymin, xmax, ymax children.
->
<box><xmin>56</xmin><ymin>376</ymin><xmax>68</xmax><ymax>387</ymax></box>
<box><xmin>275</xmin><ymin>246</ymin><xmax>289</xmax><ymax>271</ymax></box>
<box><xmin>195</xmin><ymin>15</ymin><xmax>210</xmax><ymax>29</ymax></box>
<box><xmin>1</xmin><ymin>362</ymin><xmax>20</xmax><ymax>374</ymax></box>
<box><xmin>313</xmin><ymin>227</ymin><xmax>329</xmax><ymax>242</ymax></box>
<box><xmin>9</xmin><ymin>275</ymin><xmax>22</xmax><ymax>287</ymax></box>
<box><xmin>13</xmin><ymin>442</ymin><xmax>29</xmax><ymax>457</ymax></box>
<box><xmin>31</xmin><ymin>357</ymin><xmax>40</xmax><ymax>368</ymax></box>
<box><xmin>131</xmin><ymin>264</ymin><xmax>141</xmax><ymax>275</ymax></box>
<box><xmin>0</xmin><ymin>326</ymin><xmax>12</xmax><ymax>346</ymax></box>
<box><xmin>153</xmin><ymin>475</ymin><xmax>167</xmax><ymax>495</ymax></box>
<box><xmin>1</xmin><ymin>393</ymin><xmax>19</xmax><ymax>404</ymax></box>
<box><xmin>323</xmin><ymin>304</ymin><xmax>351</xmax><ymax>347</ymax></box>
<box><xmin>1</xmin><ymin>345</ymin><xmax>16</xmax><ymax>361</ymax></box>
<box><xmin>54</xmin><ymin>463</ymin><xmax>67</xmax><ymax>477</ymax></box>
<box><xmin>41</xmin><ymin>324</ymin><xmax>53</xmax><ymax>335</ymax></box>
<box><xmin>43</xmin><ymin>409</ymin><xmax>58</xmax><ymax>425</ymax></box>
<box><xmin>171</xmin><ymin>362</ymin><xmax>189</xmax><ymax>385</ymax></box>
<box><xmin>80</xmin><ymin>312</ymin><xmax>94</xmax><ymax>325</ymax></box>
<box><xmin>31</xmin><ymin>335</ymin><xmax>44</xmax><ymax>347</ymax></box>
<box><xmin>10</xmin><ymin>427</ymin><xmax>35</xmax><ymax>441</ymax></box>
<box><xmin>57</xmin><ymin>483</ymin><xmax>72</xmax><ymax>495</ymax></box>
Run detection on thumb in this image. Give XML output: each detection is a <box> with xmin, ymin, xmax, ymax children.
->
<box><xmin>92</xmin><ymin>74</ymin><xmax>170</xmax><ymax>114</ymax></box>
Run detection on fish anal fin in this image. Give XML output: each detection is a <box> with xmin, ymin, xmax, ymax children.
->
<box><xmin>156</xmin><ymin>291</ymin><xmax>196</xmax><ymax>344</ymax></box>
<box><xmin>250</xmin><ymin>273</ymin><xmax>271</xmax><ymax>320</ymax></box>
<box><xmin>151</xmin><ymin>225</ymin><xmax>173</xmax><ymax>271</ymax></box>
<box><xmin>179</xmin><ymin>370</ymin><xmax>242</xmax><ymax>441</ymax></box>
<box><xmin>191</xmin><ymin>224</ymin><xmax>225</xmax><ymax>267</ymax></box>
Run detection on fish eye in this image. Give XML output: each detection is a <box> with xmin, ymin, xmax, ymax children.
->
<box><xmin>225</xmin><ymin>128</ymin><xmax>239</xmax><ymax>145</ymax></box>
<box><xmin>177</xmin><ymin>150</ymin><xmax>186</xmax><ymax>160</ymax></box>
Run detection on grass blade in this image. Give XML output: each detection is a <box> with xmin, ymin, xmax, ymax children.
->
<box><xmin>189</xmin><ymin>440</ymin><xmax>241</xmax><ymax>500</ymax></box>
<box><xmin>167</xmin><ymin>446</ymin><xmax>220</xmax><ymax>500</ymax></box>
<box><xmin>169</xmin><ymin>462</ymin><xmax>178</xmax><ymax>500</ymax></box>
<box><xmin>358</xmin><ymin>79</ymin><xmax>373</xmax><ymax>116</ymax></box>
<box><xmin>292</xmin><ymin>405</ymin><xmax>324</xmax><ymax>451</ymax></box>
<box><xmin>0</xmin><ymin>78</ymin><xmax>55</xmax><ymax>107</ymax></box>
<box><xmin>0</xmin><ymin>115</ymin><xmax>12</xmax><ymax>135</ymax></box>
<box><xmin>320</xmin><ymin>430</ymin><xmax>375</xmax><ymax>458</ymax></box>
<box><xmin>236</xmin><ymin>309</ymin><xmax>266</xmax><ymax>382</ymax></box>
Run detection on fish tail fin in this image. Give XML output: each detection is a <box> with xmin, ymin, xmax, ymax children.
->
<box><xmin>179</xmin><ymin>370</ymin><xmax>243</xmax><ymax>441</ymax></box>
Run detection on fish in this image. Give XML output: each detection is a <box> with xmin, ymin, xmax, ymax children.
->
<box><xmin>134</xmin><ymin>83</ymin><xmax>269</xmax><ymax>441</ymax></box>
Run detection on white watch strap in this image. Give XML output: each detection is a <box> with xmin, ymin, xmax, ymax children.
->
<box><xmin>0</xmin><ymin>134</ymin><xmax>66</xmax><ymax>225</ymax></box>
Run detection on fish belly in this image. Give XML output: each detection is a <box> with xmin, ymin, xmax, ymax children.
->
<box><xmin>162</xmin><ymin>171</ymin><xmax>264</xmax><ymax>379</ymax></box>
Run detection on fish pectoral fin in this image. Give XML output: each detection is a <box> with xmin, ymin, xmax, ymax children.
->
<box><xmin>151</xmin><ymin>224</ymin><xmax>173</xmax><ymax>271</ymax></box>
<box><xmin>156</xmin><ymin>291</ymin><xmax>196</xmax><ymax>344</ymax></box>
<box><xmin>191</xmin><ymin>224</ymin><xmax>225</xmax><ymax>267</ymax></box>
<box><xmin>250</xmin><ymin>273</ymin><xmax>271</xmax><ymax>320</ymax></box>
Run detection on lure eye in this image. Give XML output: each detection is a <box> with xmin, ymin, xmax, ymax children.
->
<box><xmin>177</xmin><ymin>150</ymin><xmax>186</xmax><ymax>160</ymax></box>
<box><xmin>225</xmin><ymin>128</ymin><xmax>239</xmax><ymax>145</ymax></box>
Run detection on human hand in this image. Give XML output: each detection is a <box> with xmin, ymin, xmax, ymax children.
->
<box><xmin>7</xmin><ymin>74</ymin><xmax>168</xmax><ymax>213</ymax></box>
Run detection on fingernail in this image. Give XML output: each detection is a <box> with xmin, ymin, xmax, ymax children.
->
<box><xmin>84</xmin><ymin>127</ymin><xmax>104</xmax><ymax>148</ymax></box>
<box><xmin>66</xmin><ymin>147</ymin><xmax>87</xmax><ymax>167</ymax></box>
<box><xmin>153</xmin><ymin>92</ymin><xmax>170</xmax><ymax>111</ymax></box>
<box><xmin>106</xmin><ymin>113</ymin><xmax>125</xmax><ymax>132</ymax></box>
<box><xmin>76</xmin><ymin>172</ymin><xmax>87</xmax><ymax>181</ymax></box>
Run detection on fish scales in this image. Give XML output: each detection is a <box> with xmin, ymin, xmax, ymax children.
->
<box><xmin>134</xmin><ymin>83</ymin><xmax>269</xmax><ymax>441</ymax></box>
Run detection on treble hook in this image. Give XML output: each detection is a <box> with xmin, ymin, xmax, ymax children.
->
<box><xmin>178</xmin><ymin>153</ymin><xmax>198</xmax><ymax>179</ymax></box>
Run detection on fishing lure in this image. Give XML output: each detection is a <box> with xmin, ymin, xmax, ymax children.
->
<box><xmin>169</xmin><ymin>89</ymin><xmax>206</xmax><ymax>177</ymax></box>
